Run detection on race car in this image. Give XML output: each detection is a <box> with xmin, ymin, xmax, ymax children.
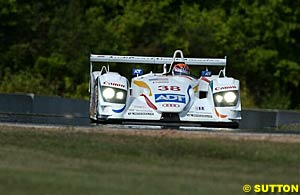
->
<box><xmin>89</xmin><ymin>50</ymin><xmax>241</xmax><ymax>128</ymax></box>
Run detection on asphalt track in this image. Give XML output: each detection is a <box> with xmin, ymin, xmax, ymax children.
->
<box><xmin>0</xmin><ymin>113</ymin><xmax>300</xmax><ymax>143</ymax></box>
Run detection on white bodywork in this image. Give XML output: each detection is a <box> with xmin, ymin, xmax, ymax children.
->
<box><xmin>89</xmin><ymin>50</ymin><xmax>241</xmax><ymax>127</ymax></box>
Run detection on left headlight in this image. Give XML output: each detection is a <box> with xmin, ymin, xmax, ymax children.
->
<box><xmin>101</xmin><ymin>86</ymin><xmax>127</xmax><ymax>104</ymax></box>
<box><xmin>213</xmin><ymin>90</ymin><xmax>238</xmax><ymax>107</ymax></box>
<box><xmin>103</xmin><ymin>88</ymin><xmax>115</xmax><ymax>99</ymax></box>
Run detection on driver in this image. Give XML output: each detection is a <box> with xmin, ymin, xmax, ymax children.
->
<box><xmin>172</xmin><ymin>63</ymin><xmax>190</xmax><ymax>75</ymax></box>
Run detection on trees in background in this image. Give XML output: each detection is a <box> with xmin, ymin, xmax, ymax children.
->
<box><xmin>0</xmin><ymin>0</ymin><xmax>299</xmax><ymax>109</ymax></box>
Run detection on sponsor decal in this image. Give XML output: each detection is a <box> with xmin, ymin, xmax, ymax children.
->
<box><xmin>132</xmin><ymin>68</ymin><xmax>143</xmax><ymax>75</ymax></box>
<box><xmin>214</xmin><ymin>86</ymin><xmax>237</xmax><ymax>91</ymax></box>
<box><xmin>128</xmin><ymin>112</ymin><xmax>154</xmax><ymax>116</ymax></box>
<box><xmin>201</xmin><ymin>70</ymin><xmax>212</xmax><ymax>77</ymax></box>
<box><xmin>187</xmin><ymin>114</ymin><xmax>213</xmax><ymax>118</ymax></box>
<box><xmin>155</xmin><ymin>94</ymin><xmax>186</xmax><ymax>103</ymax></box>
<box><xmin>103</xmin><ymin>81</ymin><xmax>125</xmax><ymax>88</ymax></box>
<box><xmin>129</xmin><ymin>105</ymin><xmax>149</xmax><ymax>112</ymax></box>
<box><xmin>152</xmin><ymin>80</ymin><xmax>169</xmax><ymax>84</ymax></box>
<box><xmin>132</xmin><ymin>105</ymin><xmax>147</xmax><ymax>109</ymax></box>
<box><xmin>149</xmin><ymin>78</ymin><xmax>169</xmax><ymax>82</ymax></box>
<box><xmin>162</xmin><ymin>103</ymin><xmax>180</xmax><ymax>108</ymax></box>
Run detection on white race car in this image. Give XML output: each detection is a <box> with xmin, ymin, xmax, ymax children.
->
<box><xmin>89</xmin><ymin>50</ymin><xmax>241</xmax><ymax>128</ymax></box>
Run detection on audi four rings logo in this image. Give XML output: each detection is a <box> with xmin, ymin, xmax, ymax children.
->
<box><xmin>215</xmin><ymin>86</ymin><xmax>237</xmax><ymax>90</ymax></box>
<box><xmin>162</xmin><ymin>103</ymin><xmax>180</xmax><ymax>107</ymax></box>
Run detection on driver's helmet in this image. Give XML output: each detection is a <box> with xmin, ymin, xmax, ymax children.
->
<box><xmin>172</xmin><ymin>63</ymin><xmax>190</xmax><ymax>75</ymax></box>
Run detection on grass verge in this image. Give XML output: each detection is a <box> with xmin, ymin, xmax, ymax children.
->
<box><xmin>0</xmin><ymin>126</ymin><xmax>299</xmax><ymax>195</ymax></box>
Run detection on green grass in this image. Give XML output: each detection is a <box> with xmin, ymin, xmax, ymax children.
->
<box><xmin>0</xmin><ymin>127</ymin><xmax>299</xmax><ymax>195</ymax></box>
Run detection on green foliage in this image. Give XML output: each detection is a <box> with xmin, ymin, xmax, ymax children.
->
<box><xmin>0</xmin><ymin>70</ymin><xmax>50</xmax><ymax>95</ymax></box>
<box><xmin>261</xmin><ymin>90</ymin><xmax>291</xmax><ymax>109</ymax></box>
<box><xmin>240</xmin><ymin>81</ymin><xmax>256</xmax><ymax>108</ymax></box>
<box><xmin>275</xmin><ymin>60</ymin><xmax>300</xmax><ymax>87</ymax></box>
<box><xmin>34</xmin><ymin>53</ymin><xmax>67</xmax><ymax>80</ymax></box>
<box><xmin>0</xmin><ymin>0</ymin><xmax>300</xmax><ymax>108</ymax></box>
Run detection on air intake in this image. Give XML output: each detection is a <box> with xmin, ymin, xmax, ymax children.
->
<box><xmin>160</xmin><ymin>113</ymin><xmax>180</xmax><ymax>122</ymax></box>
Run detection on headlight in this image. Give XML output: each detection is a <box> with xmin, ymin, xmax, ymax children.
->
<box><xmin>101</xmin><ymin>86</ymin><xmax>127</xmax><ymax>104</ymax></box>
<box><xmin>213</xmin><ymin>90</ymin><xmax>238</xmax><ymax>107</ymax></box>
<box><xmin>215</xmin><ymin>94</ymin><xmax>223</xmax><ymax>103</ymax></box>
<box><xmin>103</xmin><ymin>88</ymin><xmax>115</xmax><ymax>99</ymax></box>
<box><xmin>116</xmin><ymin>91</ymin><xmax>124</xmax><ymax>99</ymax></box>
<box><xmin>224</xmin><ymin>91</ymin><xmax>237</xmax><ymax>103</ymax></box>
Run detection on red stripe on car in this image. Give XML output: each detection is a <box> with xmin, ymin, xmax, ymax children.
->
<box><xmin>215</xmin><ymin>108</ymin><xmax>227</xmax><ymax>118</ymax></box>
<box><xmin>200</xmin><ymin>77</ymin><xmax>210</xmax><ymax>83</ymax></box>
<box><xmin>140</xmin><ymin>94</ymin><xmax>157</xmax><ymax>110</ymax></box>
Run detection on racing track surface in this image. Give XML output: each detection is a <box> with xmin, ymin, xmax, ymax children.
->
<box><xmin>0</xmin><ymin>113</ymin><xmax>300</xmax><ymax>143</ymax></box>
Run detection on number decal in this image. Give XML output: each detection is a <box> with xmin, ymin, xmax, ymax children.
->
<box><xmin>170</xmin><ymin>86</ymin><xmax>180</xmax><ymax>91</ymax></box>
<box><xmin>158</xmin><ymin>85</ymin><xmax>169</xmax><ymax>91</ymax></box>
<box><xmin>158</xmin><ymin>86</ymin><xmax>181</xmax><ymax>91</ymax></box>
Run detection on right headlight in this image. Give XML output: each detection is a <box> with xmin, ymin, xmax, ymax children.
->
<box><xmin>223</xmin><ymin>91</ymin><xmax>237</xmax><ymax>103</ymax></box>
<box><xmin>213</xmin><ymin>90</ymin><xmax>238</xmax><ymax>107</ymax></box>
<box><xmin>116</xmin><ymin>91</ymin><xmax>124</xmax><ymax>99</ymax></box>
<box><xmin>101</xmin><ymin>86</ymin><xmax>127</xmax><ymax>104</ymax></box>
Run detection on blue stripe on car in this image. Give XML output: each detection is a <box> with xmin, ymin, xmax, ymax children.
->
<box><xmin>113</xmin><ymin>105</ymin><xmax>126</xmax><ymax>113</ymax></box>
<box><xmin>184</xmin><ymin>85</ymin><xmax>192</xmax><ymax>111</ymax></box>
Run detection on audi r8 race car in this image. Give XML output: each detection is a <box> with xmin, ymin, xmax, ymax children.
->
<box><xmin>89</xmin><ymin>50</ymin><xmax>241</xmax><ymax>128</ymax></box>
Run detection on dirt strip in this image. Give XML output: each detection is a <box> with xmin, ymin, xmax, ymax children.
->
<box><xmin>1</xmin><ymin>123</ymin><xmax>300</xmax><ymax>143</ymax></box>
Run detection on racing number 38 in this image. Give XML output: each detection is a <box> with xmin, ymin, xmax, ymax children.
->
<box><xmin>158</xmin><ymin>86</ymin><xmax>181</xmax><ymax>91</ymax></box>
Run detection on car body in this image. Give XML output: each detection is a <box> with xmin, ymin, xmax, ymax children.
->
<box><xmin>89</xmin><ymin>50</ymin><xmax>241</xmax><ymax>128</ymax></box>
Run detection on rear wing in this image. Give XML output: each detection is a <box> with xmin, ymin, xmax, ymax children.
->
<box><xmin>90</xmin><ymin>50</ymin><xmax>227</xmax><ymax>77</ymax></box>
<box><xmin>90</xmin><ymin>52</ymin><xmax>226</xmax><ymax>66</ymax></box>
